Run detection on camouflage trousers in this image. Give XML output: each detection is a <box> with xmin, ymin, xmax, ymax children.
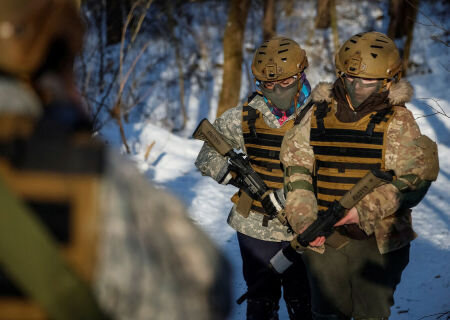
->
<box><xmin>302</xmin><ymin>236</ymin><xmax>410</xmax><ymax>320</ymax></box>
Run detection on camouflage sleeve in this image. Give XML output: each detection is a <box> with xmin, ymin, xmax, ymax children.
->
<box><xmin>356</xmin><ymin>107</ymin><xmax>424</xmax><ymax>234</ymax></box>
<box><xmin>194</xmin><ymin>106</ymin><xmax>244</xmax><ymax>182</ymax></box>
<box><xmin>95</xmin><ymin>151</ymin><xmax>231</xmax><ymax>320</ymax></box>
<box><xmin>280</xmin><ymin>109</ymin><xmax>317</xmax><ymax>234</ymax></box>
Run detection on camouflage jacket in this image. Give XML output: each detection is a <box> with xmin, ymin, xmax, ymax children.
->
<box><xmin>0</xmin><ymin>76</ymin><xmax>231</xmax><ymax>320</ymax></box>
<box><xmin>280</xmin><ymin>80</ymin><xmax>436</xmax><ymax>254</ymax></box>
<box><xmin>195</xmin><ymin>93</ymin><xmax>304</xmax><ymax>241</ymax></box>
<box><xmin>96</xmin><ymin>152</ymin><xmax>230</xmax><ymax>320</ymax></box>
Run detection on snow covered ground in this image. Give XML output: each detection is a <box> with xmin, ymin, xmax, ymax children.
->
<box><xmin>95</xmin><ymin>1</ymin><xmax>449</xmax><ymax>319</ymax></box>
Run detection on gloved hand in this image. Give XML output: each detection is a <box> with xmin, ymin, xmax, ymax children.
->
<box><xmin>261</xmin><ymin>189</ymin><xmax>285</xmax><ymax>217</ymax></box>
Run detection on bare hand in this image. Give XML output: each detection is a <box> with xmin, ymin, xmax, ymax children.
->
<box><xmin>334</xmin><ymin>207</ymin><xmax>359</xmax><ymax>227</ymax></box>
<box><xmin>309</xmin><ymin>236</ymin><xmax>326</xmax><ymax>247</ymax></box>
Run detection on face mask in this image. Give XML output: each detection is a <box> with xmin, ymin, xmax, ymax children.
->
<box><xmin>260</xmin><ymin>78</ymin><xmax>300</xmax><ymax>111</ymax></box>
<box><xmin>344</xmin><ymin>77</ymin><xmax>382</xmax><ymax>108</ymax></box>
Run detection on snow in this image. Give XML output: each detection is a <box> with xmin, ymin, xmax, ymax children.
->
<box><xmin>93</xmin><ymin>1</ymin><xmax>449</xmax><ymax>319</ymax></box>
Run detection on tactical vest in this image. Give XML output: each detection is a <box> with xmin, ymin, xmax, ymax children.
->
<box><xmin>231</xmin><ymin>99</ymin><xmax>294</xmax><ymax>215</ymax></box>
<box><xmin>0</xmin><ymin>113</ymin><xmax>104</xmax><ymax>319</ymax></box>
<box><xmin>310</xmin><ymin>102</ymin><xmax>396</xmax><ymax>211</ymax></box>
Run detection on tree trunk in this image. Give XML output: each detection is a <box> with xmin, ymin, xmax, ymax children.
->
<box><xmin>283</xmin><ymin>0</ymin><xmax>294</xmax><ymax>17</ymax></box>
<box><xmin>401</xmin><ymin>0</ymin><xmax>419</xmax><ymax>76</ymax></box>
<box><xmin>166</xmin><ymin>2</ymin><xmax>188</xmax><ymax>131</ymax></box>
<box><xmin>263</xmin><ymin>0</ymin><xmax>277</xmax><ymax>41</ymax></box>
<box><xmin>216</xmin><ymin>0</ymin><xmax>251</xmax><ymax>118</ymax></box>
<box><xmin>387</xmin><ymin>0</ymin><xmax>418</xmax><ymax>39</ymax></box>
<box><xmin>315</xmin><ymin>0</ymin><xmax>331</xmax><ymax>29</ymax></box>
<box><xmin>330</xmin><ymin>0</ymin><xmax>339</xmax><ymax>52</ymax></box>
<box><xmin>106</xmin><ymin>0</ymin><xmax>124</xmax><ymax>45</ymax></box>
<box><xmin>387</xmin><ymin>0</ymin><xmax>419</xmax><ymax>76</ymax></box>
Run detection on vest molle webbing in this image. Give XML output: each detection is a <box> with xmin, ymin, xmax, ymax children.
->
<box><xmin>310</xmin><ymin>102</ymin><xmax>395</xmax><ymax>211</ymax></box>
<box><xmin>231</xmin><ymin>102</ymin><xmax>293</xmax><ymax>215</ymax></box>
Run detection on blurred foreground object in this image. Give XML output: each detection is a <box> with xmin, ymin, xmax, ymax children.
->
<box><xmin>0</xmin><ymin>0</ymin><xmax>231</xmax><ymax>319</ymax></box>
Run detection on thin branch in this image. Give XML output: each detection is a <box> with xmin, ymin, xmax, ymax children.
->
<box><xmin>131</xmin><ymin>0</ymin><xmax>154</xmax><ymax>43</ymax></box>
<box><xmin>438</xmin><ymin>62</ymin><xmax>450</xmax><ymax>73</ymax></box>
<box><xmin>430</xmin><ymin>35</ymin><xmax>450</xmax><ymax>47</ymax></box>
<box><xmin>119</xmin><ymin>1</ymin><xmax>141</xmax><ymax>86</ymax></box>
<box><xmin>114</xmin><ymin>39</ymin><xmax>152</xmax><ymax>108</ymax></box>
<box><xmin>406</xmin><ymin>0</ymin><xmax>449</xmax><ymax>34</ymax></box>
<box><xmin>417</xmin><ymin>310</ymin><xmax>450</xmax><ymax>320</ymax></box>
<box><xmin>413</xmin><ymin>98</ymin><xmax>450</xmax><ymax>120</ymax></box>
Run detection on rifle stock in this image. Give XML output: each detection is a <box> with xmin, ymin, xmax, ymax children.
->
<box><xmin>193</xmin><ymin>118</ymin><xmax>232</xmax><ymax>156</ymax></box>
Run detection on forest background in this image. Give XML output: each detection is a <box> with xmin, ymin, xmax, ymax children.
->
<box><xmin>75</xmin><ymin>0</ymin><xmax>449</xmax><ymax>319</ymax></box>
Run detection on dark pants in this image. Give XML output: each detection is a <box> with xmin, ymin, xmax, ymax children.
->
<box><xmin>303</xmin><ymin>236</ymin><xmax>410</xmax><ymax>320</ymax></box>
<box><xmin>237</xmin><ymin>232</ymin><xmax>312</xmax><ymax>320</ymax></box>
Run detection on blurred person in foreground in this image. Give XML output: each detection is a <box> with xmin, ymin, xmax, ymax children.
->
<box><xmin>0</xmin><ymin>0</ymin><xmax>231</xmax><ymax>319</ymax></box>
<box><xmin>280</xmin><ymin>31</ymin><xmax>439</xmax><ymax>319</ymax></box>
<box><xmin>195</xmin><ymin>36</ymin><xmax>312</xmax><ymax>320</ymax></box>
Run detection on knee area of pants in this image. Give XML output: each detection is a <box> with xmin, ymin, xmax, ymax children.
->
<box><xmin>285</xmin><ymin>298</ymin><xmax>312</xmax><ymax>320</ymax></box>
<box><xmin>247</xmin><ymin>298</ymin><xmax>280</xmax><ymax>320</ymax></box>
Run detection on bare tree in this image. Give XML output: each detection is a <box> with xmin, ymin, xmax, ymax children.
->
<box><xmin>165</xmin><ymin>2</ymin><xmax>188</xmax><ymax>131</ymax></box>
<box><xmin>106</xmin><ymin>0</ymin><xmax>134</xmax><ymax>45</ymax></box>
<box><xmin>283</xmin><ymin>0</ymin><xmax>294</xmax><ymax>17</ymax></box>
<box><xmin>387</xmin><ymin>0</ymin><xmax>418</xmax><ymax>39</ymax></box>
<box><xmin>315</xmin><ymin>0</ymin><xmax>331</xmax><ymax>29</ymax></box>
<box><xmin>329</xmin><ymin>0</ymin><xmax>339</xmax><ymax>52</ymax></box>
<box><xmin>78</xmin><ymin>0</ymin><xmax>154</xmax><ymax>153</ymax></box>
<box><xmin>387</xmin><ymin>0</ymin><xmax>419</xmax><ymax>76</ymax></box>
<box><xmin>78</xmin><ymin>0</ymin><xmax>229</xmax><ymax>147</ymax></box>
<box><xmin>216</xmin><ymin>0</ymin><xmax>251</xmax><ymax>117</ymax></box>
<box><xmin>313</xmin><ymin>0</ymin><xmax>339</xmax><ymax>53</ymax></box>
<box><xmin>263</xmin><ymin>0</ymin><xmax>277</xmax><ymax>40</ymax></box>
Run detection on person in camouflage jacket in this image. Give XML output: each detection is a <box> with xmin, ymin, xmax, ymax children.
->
<box><xmin>0</xmin><ymin>1</ymin><xmax>231</xmax><ymax>319</ymax></box>
<box><xmin>280</xmin><ymin>32</ymin><xmax>439</xmax><ymax>320</ymax></box>
<box><xmin>195</xmin><ymin>37</ymin><xmax>313</xmax><ymax>320</ymax></box>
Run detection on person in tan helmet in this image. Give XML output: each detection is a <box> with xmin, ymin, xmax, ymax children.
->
<box><xmin>195</xmin><ymin>36</ymin><xmax>313</xmax><ymax>320</ymax></box>
<box><xmin>280</xmin><ymin>31</ymin><xmax>439</xmax><ymax>319</ymax></box>
<box><xmin>0</xmin><ymin>1</ymin><xmax>231</xmax><ymax>319</ymax></box>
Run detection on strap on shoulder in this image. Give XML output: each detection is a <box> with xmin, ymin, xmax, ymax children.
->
<box><xmin>0</xmin><ymin>176</ymin><xmax>107</xmax><ymax>320</ymax></box>
<box><xmin>247</xmin><ymin>91</ymin><xmax>262</xmax><ymax>103</ymax></box>
<box><xmin>365</xmin><ymin>107</ymin><xmax>394</xmax><ymax>136</ymax></box>
<box><xmin>243</xmin><ymin>104</ymin><xmax>260</xmax><ymax>139</ymax></box>
<box><xmin>294</xmin><ymin>100</ymin><xmax>314</xmax><ymax>125</ymax></box>
<box><xmin>312</xmin><ymin>101</ymin><xmax>330</xmax><ymax>134</ymax></box>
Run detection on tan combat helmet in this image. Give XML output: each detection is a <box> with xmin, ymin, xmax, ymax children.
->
<box><xmin>0</xmin><ymin>0</ymin><xmax>83</xmax><ymax>77</ymax></box>
<box><xmin>335</xmin><ymin>31</ymin><xmax>402</xmax><ymax>80</ymax></box>
<box><xmin>251</xmin><ymin>37</ymin><xmax>308</xmax><ymax>81</ymax></box>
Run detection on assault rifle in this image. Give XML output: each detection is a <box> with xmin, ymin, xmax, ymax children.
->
<box><xmin>193</xmin><ymin>118</ymin><xmax>287</xmax><ymax>224</ymax></box>
<box><xmin>236</xmin><ymin>169</ymin><xmax>393</xmax><ymax>304</ymax></box>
